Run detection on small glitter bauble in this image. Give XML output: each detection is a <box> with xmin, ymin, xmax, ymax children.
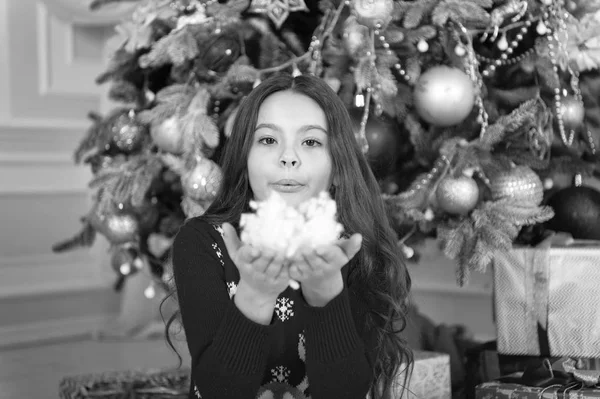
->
<box><xmin>413</xmin><ymin>66</ymin><xmax>476</xmax><ymax>127</ymax></box>
<box><xmin>351</xmin><ymin>0</ymin><xmax>394</xmax><ymax>29</ymax></box>
<box><xmin>90</xmin><ymin>211</ymin><xmax>140</xmax><ymax>244</ymax></box>
<box><xmin>435</xmin><ymin>176</ymin><xmax>480</xmax><ymax>215</ymax></box>
<box><xmin>111</xmin><ymin>245</ymin><xmax>143</xmax><ymax>276</ymax></box>
<box><xmin>182</xmin><ymin>157</ymin><xmax>223</xmax><ymax>201</ymax></box>
<box><xmin>110</xmin><ymin>110</ymin><xmax>147</xmax><ymax>153</ymax></box>
<box><xmin>490</xmin><ymin>166</ymin><xmax>544</xmax><ymax>205</ymax></box>
<box><xmin>559</xmin><ymin>96</ymin><xmax>585</xmax><ymax>131</ymax></box>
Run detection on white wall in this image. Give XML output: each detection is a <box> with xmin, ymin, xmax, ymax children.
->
<box><xmin>409</xmin><ymin>239</ymin><xmax>496</xmax><ymax>342</ymax></box>
<box><xmin>0</xmin><ymin>0</ymin><xmax>134</xmax><ymax>347</ymax></box>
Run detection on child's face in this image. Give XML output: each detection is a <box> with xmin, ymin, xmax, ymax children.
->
<box><xmin>247</xmin><ymin>90</ymin><xmax>333</xmax><ymax>208</ymax></box>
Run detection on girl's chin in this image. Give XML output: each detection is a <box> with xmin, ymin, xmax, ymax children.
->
<box><xmin>276</xmin><ymin>193</ymin><xmax>308</xmax><ymax>208</ymax></box>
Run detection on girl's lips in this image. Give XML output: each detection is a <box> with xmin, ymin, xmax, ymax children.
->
<box><xmin>270</xmin><ymin>183</ymin><xmax>305</xmax><ymax>193</ymax></box>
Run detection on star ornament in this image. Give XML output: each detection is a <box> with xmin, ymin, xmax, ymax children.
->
<box><xmin>248</xmin><ymin>0</ymin><xmax>309</xmax><ymax>29</ymax></box>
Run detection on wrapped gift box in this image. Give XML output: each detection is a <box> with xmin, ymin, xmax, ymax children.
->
<box><xmin>59</xmin><ymin>368</ymin><xmax>189</xmax><ymax>398</ymax></box>
<box><xmin>493</xmin><ymin>244</ymin><xmax>600</xmax><ymax>358</ymax></box>
<box><xmin>476</xmin><ymin>380</ymin><xmax>600</xmax><ymax>398</ymax></box>
<box><xmin>394</xmin><ymin>351</ymin><xmax>451</xmax><ymax>399</ymax></box>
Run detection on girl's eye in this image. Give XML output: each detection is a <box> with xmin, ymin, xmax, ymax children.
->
<box><xmin>258</xmin><ymin>137</ymin><xmax>276</xmax><ymax>145</ymax></box>
<box><xmin>303</xmin><ymin>139</ymin><xmax>321</xmax><ymax>147</ymax></box>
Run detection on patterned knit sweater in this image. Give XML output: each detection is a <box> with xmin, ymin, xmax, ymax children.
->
<box><xmin>172</xmin><ymin>217</ymin><xmax>378</xmax><ymax>399</ymax></box>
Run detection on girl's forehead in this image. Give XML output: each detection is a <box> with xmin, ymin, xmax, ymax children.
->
<box><xmin>257</xmin><ymin>91</ymin><xmax>327</xmax><ymax>126</ymax></box>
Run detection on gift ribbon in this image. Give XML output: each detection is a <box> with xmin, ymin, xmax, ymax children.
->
<box><xmin>562</xmin><ymin>358</ymin><xmax>600</xmax><ymax>387</ymax></box>
<box><xmin>497</xmin><ymin>357</ymin><xmax>600</xmax><ymax>396</ymax></box>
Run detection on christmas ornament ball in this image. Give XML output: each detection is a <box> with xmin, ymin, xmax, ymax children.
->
<box><xmin>343</xmin><ymin>17</ymin><xmax>369</xmax><ymax>54</ymax></box>
<box><xmin>90</xmin><ymin>212</ymin><xmax>140</xmax><ymax>244</ymax></box>
<box><xmin>351</xmin><ymin>0</ymin><xmax>394</xmax><ymax>29</ymax></box>
<box><xmin>435</xmin><ymin>176</ymin><xmax>480</xmax><ymax>215</ymax></box>
<box><xmin>182</xmin><ymin>157</ymin><xmax>223</xmax><ymax>201</ymax></box>
<box><xmin>348</xmin><ymin>109</ymin><xmax>399</xmax><ymax>177</ymax></box>
<box><xmin>490</xmin><ymin>166</ymin><xmax>544</xmax><ymax>205</ymax></box>
<box><xmin>151</xmin><ymin>116</ymin><xmax>184</xmax><ymax>154</ymax></box>
<box><xmin>559</xmin><ymin>96</ymin><xmax>585</xmax><ymax>131</ymax></box>
<box><xmin>200</xmin><ymin>33</ymin><xmax>241</xmax><ymax>73</ymax></box>
<box><xmin>110</xmin><ymin>110</ymin><xmax>147</xmax><ymax>153</ymax></box>
<box><xmin>111</xmin><ymin>246</ymin><xmax>142</xmax><ymax>276</ymax></box>
<box><xmin>413</xmin><ymin>66</ymin><xmax>476</xmax><ymax>127</ymax></box>
<box><xmin>546</xmin><ymin>185</ymin><xmax>600</xmax><ymax>240</ymax></box>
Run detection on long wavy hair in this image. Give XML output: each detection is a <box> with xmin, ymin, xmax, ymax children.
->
<box><xmin>165</xmin><ymin>73</ymin><xmax>412</xmax><ymax>398</ymax></box>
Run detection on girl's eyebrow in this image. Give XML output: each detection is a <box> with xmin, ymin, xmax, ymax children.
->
<box><xmin>254</xmin><ymin>123</ymin><xmax>328</xmax><ymax>134</ymax></box>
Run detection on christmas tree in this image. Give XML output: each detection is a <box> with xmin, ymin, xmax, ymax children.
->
<box><xmin>54</xmin><ymin>0</ymin><xmax>600</xmax><ymax>294</ymax></box>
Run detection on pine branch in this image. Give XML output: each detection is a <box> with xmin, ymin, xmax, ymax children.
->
<box><xmin>137</xmin><ymin>84</ymin><xmax>196</xmax><ymax>126</ymax></box>
<box><xmin>96</xmin><ymin>48</ymin><xmax>140</xmax><ymax>85</ymax></box>
<box><xmin>437</xmin><ymin>219</ymin><xmax>468</xmax><ymax>259</ymax></box>
<box><xmin>392</xmin><ymin>1</ymin><xmax>413</xmax><ymax>22</ymax></box>
<box><xmin>180</xmin><ymin>88</ymin><xmax>220</xmax><ymax>151</ymax></box>
<box><xmin>74</xmin><ymin>112</ymin><xmax>104</xmax><ymax>164</ymax></box>
<box><xmin>404</xmin><ymin>56</ymin><xmax>422</xmax><ymax>82</ymax></box>
<box><xmin>403</xmin><ymin>26</ymin><xmax>438</xmax><ymax>44</ymax></box>
<box><xmin>502</xmin><ymin>148</ymin><xmax>549</xmax><ymax>170</ymax></box>
<box><xmin>432</xmin><ymin>0</ymin><xmax>490</xmax><ymax>28</ymax></box>
<box><xmin>393</xmin><ymin>84</ymin><xmax>413</xmax><ymax>118</ymax></box>
<box><xmin>547</xmin><ymin>155</ymin><xmax>597</xmax><ymax>176</ymax></box>
<box><xmin>52</xmin><ymin>218</ymin><xmax>97</xmax><ymax>252</ymax></box>
<box><xmin>478</xmin><ymin>98</ymin><xmax>543</xmax><ymax>149</ymax></box>
<box><xmin>534</xmin><ymin>53</ymin><xmax>561</xmax><ymax>89</ymax></box>
<box><xmin>108</xmin><ymin>80</ymin><xmax>143</xmax><ymax>104</ymax></box>
<box><xmin>90</xmin><ymin>155</ymin><xmax>161</xmax><ymax>207</ymax></box>
<box><xmin>205</xmin><ymin>0</ymin><xmax>249</xmax><ymax>19</ymax></box>
<box><xmin>488</xmin><ymin>87</ymin><xmax>540</xmax><ymax>108</ymax></box>
<box><xmin>160</xmin><ymin>153</ymin><xmax>186</xmax><ymax>175</ymax></box>
<box><xmin>131</xmin><ymin>157</ymin><xmax>163</xmax><ymax>207</ymax></box>
<box><xmin>372</xmin><ymin>58</ymin><xmax>399</xmax><ymax>115</ymax></box>
<box><xmin>139</xmin><ymin>27</ymin><xmax>200</xmax><ymax>68</ymax></box>
<box><xmin>469</xmin><ymin>238</ymin><xmax>494</xmax><ymax>273</ymax></box>
<box><xmin>256</xmin><ymin>26</ymin><xmax>290</xmax><ymax>69</ymax></box>
<box><xmin>456</xmin><ymin>220</ymin><xmax>476</xmax><ymax>285</ymax></box>
<box><xmin>452</xmin><ymin>146</ymin><xmax>482</xmax><ymax>175</ymax></box>
<box><xmin>403</xmin><ymin>0</ymin><xmax>440</xmax><ymax>29</ymax></box>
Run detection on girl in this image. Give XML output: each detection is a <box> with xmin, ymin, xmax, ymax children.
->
<box><xmin>168</xmin><ymin>74</ymin><xmax>412</xmax><ymax>399</ymax></box>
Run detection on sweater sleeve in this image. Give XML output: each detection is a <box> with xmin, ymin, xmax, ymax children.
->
<box><xmin>172</xmin><ymin>219</ymin><xmax>274</xmax><ymax>399</ymax></box>
<box><xmin>303</xmin><ymin>265</ymin><xmax>377</xmax><ymax>399</ymax></box>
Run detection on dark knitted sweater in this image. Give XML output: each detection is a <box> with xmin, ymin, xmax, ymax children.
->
<box><xmin>172</xmin><ymin>217</ymin><xmax>378</xmax><ymax>399</ymax></box>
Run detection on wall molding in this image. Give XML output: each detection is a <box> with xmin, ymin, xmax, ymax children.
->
<box><xmin>0</xmin><ymin>163</ymin><xmax>91</xmax><ymax>196</ymax></box>
<box><xmin>0</xmin><ymin>314</ymin><xmax>113</xmax><ymax>349</ymax></box>
<box><xmin>411</xmin><ymin>281</ymin><xmax>492</xmax><ymax>297</ymax></box>
<box><xmin>38</xmin><ymin>0</ymin><xmax>136</xmax><ymax>26</ymax></box>
<box><xmin>0</xmin><ymin>252</ymin><xmax>110</xmax><ymax>300</ymax></box>
<box><xmin>36</xmin><ymin>3</ymin><xmax>111</xmax><ymax>97</ymax></box>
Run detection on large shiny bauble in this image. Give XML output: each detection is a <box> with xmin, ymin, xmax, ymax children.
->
<box><xmin>200</xmin><ymin>33</ymin><xmax>241</xmax><ymax>73</ymax></box>
<box><xmin>546</xmin><ymin>185</ymin><xmax>600</xmax><ymax>240</ymax></box>
<box><xmin>349</xmin><ymin>109</ymin><xmax>399</xmax><ymax>178</ymax></box>
<box><xmin>151</xmin><ymin>116</ymin><xmax>184</xmax><ymax>154</ymax></box>
<box><xmin>413</xmin><ymin>66</ymin><xmax>476</xmax><ymax>127</ymax></box>
<box><xmin>490</xmin><ymin>166</ymin><xmax>544</xmax><ymax>205</ymax></box>
<box><xmin>435</xmin><ymin>176</ymin><xmax>480</xmax><ymax>215</ymax></box>
<box><xmin>182</xmin><ymin>157</ymin><xmax>223</xmax><ymax>201</ymax></box>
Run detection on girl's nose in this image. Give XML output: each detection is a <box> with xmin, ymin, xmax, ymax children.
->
<box><xmin>279</xmin><ymin>152</ymin><xmax>299</xmax><ymax>167</ymax></box>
